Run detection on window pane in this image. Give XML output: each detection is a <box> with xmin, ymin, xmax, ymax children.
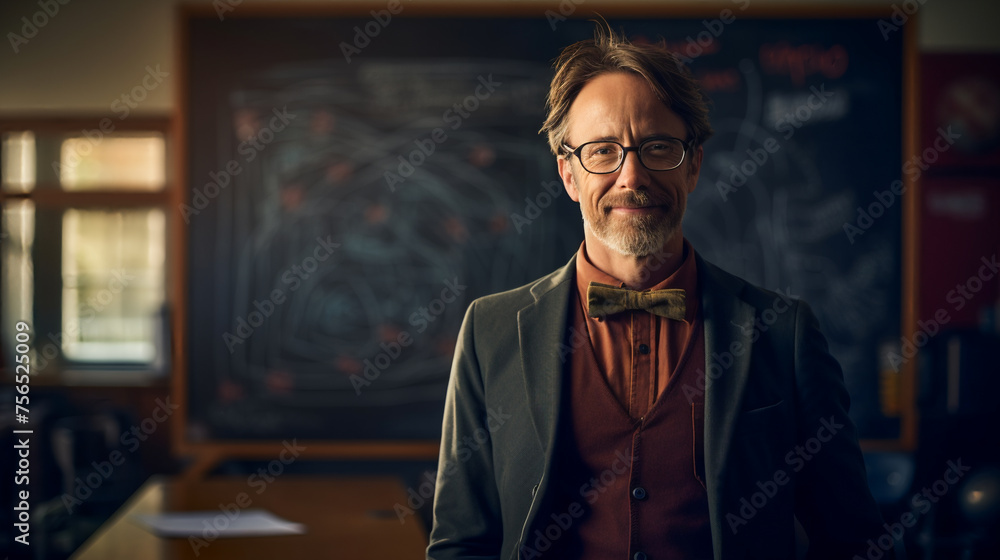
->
<box><xmin>2</xmin><ymin>200</ymin><xmax>36</xmax><ymax>369</ymax></box>
<box><xmin>59</xmin><ymin>134</ymin><xmax>165</xmax><ymax>191</ymax></box>
<box><xmin>1</xmin><ymin>132</ymin><xmax>36</xmax><ymax>193</ymax></box>
<box><xmin>61</xmin><ymin>208</ymin><xmax>165</xmax><ymax>363</ymax></box>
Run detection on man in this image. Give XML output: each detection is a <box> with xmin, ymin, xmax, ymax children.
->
<box><xmin>427</xmin><ymin>25</ymin><xmax>890</xmax><ymax>560</ymax></box>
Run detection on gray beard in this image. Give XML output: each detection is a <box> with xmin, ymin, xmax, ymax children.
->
<box><xmin>583</xmin><ymin>210</ymin><xmax>682</xmax><ymax>257</ymax></box>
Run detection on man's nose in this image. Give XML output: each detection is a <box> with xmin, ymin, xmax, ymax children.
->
<box><xmin>616</xmin><ymin>149</ymin><xmax>651</xmax><ymax>189</ymax></box>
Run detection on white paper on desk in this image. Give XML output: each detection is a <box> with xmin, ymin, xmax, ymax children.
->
<box><xmin>131</xmin><ymin>509</ymin><xmax>306</xmax><ymax>538</ymax></box>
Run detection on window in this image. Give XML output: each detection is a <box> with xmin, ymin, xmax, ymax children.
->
<box><xmin>1</xmin><ymin>119</ymin><xmax>172</xmax><ymax>383</ymax></box>
<box><xmin>59</xmin><ymin>134</ymin><xmax>166</xmax><ymax>191</ymax></box>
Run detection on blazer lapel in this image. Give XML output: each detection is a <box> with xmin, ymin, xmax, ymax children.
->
<box><xmin>697</xmin><ymin>255</ymin><xmax>755</xmax><ymax>559</ymax></box>
<box><xmin>517</xmin><ymin>255</ymin><xmax>576</xmax><ymax>458</ymax></box>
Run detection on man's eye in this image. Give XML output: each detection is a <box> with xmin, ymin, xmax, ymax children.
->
<box><xmin>645</xmin><ymin>143</ymin><xmax>670</xmax><ymax>152</ymax></box>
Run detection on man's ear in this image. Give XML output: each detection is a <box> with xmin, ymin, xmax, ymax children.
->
<box><xmin>685</xmin><ymin>145</ymin><xmax>703</xmax><ymax>194</ymax></box>
<box><xmin>558</xmin><ymin>156</ymin><xmax>580</xmax><ymax>202</ymax></box>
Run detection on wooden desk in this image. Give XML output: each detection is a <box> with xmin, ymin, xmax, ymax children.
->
<box><xmin>70</xmin><ymin>476</ymin><xmax>428</xmax><ymax>559</ymax></box>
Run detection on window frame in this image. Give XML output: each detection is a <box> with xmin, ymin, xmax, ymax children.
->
<box><xmin>0</xmin><ymin>116</ymin><xmax>174</xmax><ymax>386</ymax></box>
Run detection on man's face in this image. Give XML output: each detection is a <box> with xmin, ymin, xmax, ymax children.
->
<box><xmin>557</xmin><ymin>71</ymin><xmax>703</xmax><ymax>257</ymax></box>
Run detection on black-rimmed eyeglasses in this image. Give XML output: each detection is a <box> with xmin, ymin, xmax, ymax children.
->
<box><xmin>561</xmin><ymin>137</ymin><xmax>691</xmax><ymax>174</ymax></box>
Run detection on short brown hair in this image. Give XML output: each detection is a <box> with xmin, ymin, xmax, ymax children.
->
<box><xmin>540</xmin><ymin>23</ymin><xmax>714</xmax><ymax>155</ymax></box>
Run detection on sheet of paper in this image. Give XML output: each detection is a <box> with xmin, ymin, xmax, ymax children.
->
<box><xmin>131</xmin><ymin>509</ymin><xmax>306</xmax><ymax>538</ymax></box>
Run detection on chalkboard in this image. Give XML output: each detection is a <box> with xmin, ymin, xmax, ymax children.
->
<box><xmin>181</xmin><ymin>8</ymin><xmax>906</xmax><ymax>446</ymax></box>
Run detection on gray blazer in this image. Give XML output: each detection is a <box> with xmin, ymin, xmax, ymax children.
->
<box><xmin>427</xmin><ymin>253</ymin><xmax>889</xmax><ymax>560</ymax></box>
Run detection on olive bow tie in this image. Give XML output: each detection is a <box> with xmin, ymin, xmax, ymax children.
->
<box><xmin>587</xmin><ymin>282</ymin><xmax>687</xmax><ymax>321</ymax></box>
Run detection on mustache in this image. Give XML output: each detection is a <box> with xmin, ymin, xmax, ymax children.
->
<box><xmin>600</xmin><ymin>191</ymin><xmax>669</xmax><ymax>211</ymax></box>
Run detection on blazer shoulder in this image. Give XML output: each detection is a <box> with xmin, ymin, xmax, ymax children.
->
<box><xmin>468</xmin><ymin>255</ymin><xmax>576</xmax><ymax>318</ymax></box>
<box><xmin>698</xmin><ymin>254</ymin><xmax>804</xmax><ymax>317</ymax></box>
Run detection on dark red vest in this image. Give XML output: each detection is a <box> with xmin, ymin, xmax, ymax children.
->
<box><xmin>543</xmin><ymin>310</ymin><xmax>714</xmax><ymax>559</ymax></box>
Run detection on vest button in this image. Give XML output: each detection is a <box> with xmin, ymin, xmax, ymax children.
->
<box><xmin>638</xmin><ymin>343</ymin><xmax>650</xmax><ymax>355</ymax></box>
<box><xmin>632</xmin><ymin>486</ymin><xmax>647</xmax><ymax>500</ymax></box>
<box><xmin>633</xmin><ymin>552</ymin><xmax>648</xmax><ymax>560</ymax></box>
<box><xmin>531</xmin><ymin>484</ymin><xmax>538</xmax><ymax>496</ymax></box>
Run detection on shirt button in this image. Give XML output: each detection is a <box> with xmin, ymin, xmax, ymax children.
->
<box><xmin>632</xmin><ymin>486</ymin><xmax>647</xmax><ymax>500</ymax></box>
<box><xmin>638</xmin><ymin>343</ymin><xmax>650</xmax><ymax>354</ymax></box>
<box><xmin>633</xmin><ymin>552</ymin><xmax>648</xmax><ymax>560</ymax></box>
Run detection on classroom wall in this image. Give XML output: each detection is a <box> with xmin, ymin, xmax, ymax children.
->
<box><xmin>0</xmin><ymin>0</ymin><xmax>998</xmax><ymax>115</ymax></box>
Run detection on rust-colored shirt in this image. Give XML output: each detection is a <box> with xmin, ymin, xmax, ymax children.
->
<box><xmin>573</xmin><ymin>238</ymin><xmax>700</xmax><ymax>419</ymax></box>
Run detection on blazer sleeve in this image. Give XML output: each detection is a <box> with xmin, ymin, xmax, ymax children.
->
<box><xmin>426</xmin><ymin>300</ymin><xmax>504</xmax><ymax>560</ymax></box>
<box><xmin>791</xmin><ymin>301</ymin><xmax>894</xmax><ymax>560</ymax></box>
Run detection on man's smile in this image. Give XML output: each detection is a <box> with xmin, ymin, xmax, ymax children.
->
<box><xmin>609</xmin><ymin>204</ymin><xmax>663</xmax><ymax>215</ymax></box>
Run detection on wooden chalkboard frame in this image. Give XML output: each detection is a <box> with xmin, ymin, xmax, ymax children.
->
<box><xmin>171</xmin><ymin>2</ymin><xmax>919</xmax><ymax>477</ymax></box>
